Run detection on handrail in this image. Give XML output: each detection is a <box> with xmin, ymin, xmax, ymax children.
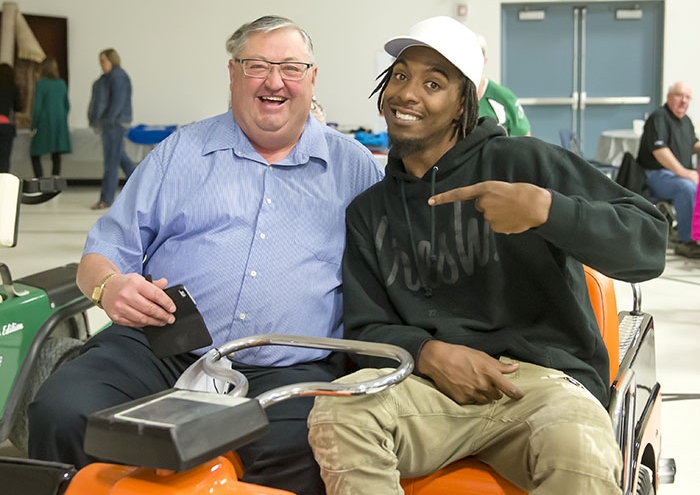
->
<box><xmin>630</xmin><ymin>282</ymin><xmax>642</xmax><ymax>315</ymax></box>
<box><xmin>200</xmin><ymin>334</ymin><xmax>414</xmax><ymax>408</ymax></box>
<box><xmin>0</xmin><ymin>263</ymin><xmax>29</xmax><ymax>299</ymax></box>
<box><xmin>609</xmin><ymin>366</ymin><xmax>637</xmax><ymax>495</ymax></box>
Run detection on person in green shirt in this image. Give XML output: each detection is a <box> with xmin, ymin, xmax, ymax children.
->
<box><xmin>476</xmin><ymin>34</ymin><xmax>531</xmax><ymax>137</ymax></box>
<box><xmin>30</xmin><ymin>57</ymin><xmax>72</xmax><ymax>177</ymax></box>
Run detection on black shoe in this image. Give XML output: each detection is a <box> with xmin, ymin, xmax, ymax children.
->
<box><xmin>674</xmin><ymin>241</ymin><xmax>700</xmax><ymax>259</ymax></box>
<box><xmin>669</xmin><ymin>227</ymin><xmax>679</xmax><ymax>246</ymax></box>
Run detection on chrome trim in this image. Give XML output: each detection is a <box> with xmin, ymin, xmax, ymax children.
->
<box><xmin>202</xmin><ymin>334</ymin><xmax>414</xmax><ymax>408</ymax></box>
<box><xmin>200</xmin><ymin>350</ymin><xmax>249</xmax><ymax>397</ymax></box>
<box><xmin>618</xmin><ymin>313</ymin><xmax>644</xmax><ymax>361</ymax></box>
<box><xmin>0</xmin><ymin>262</ymin><xmax>29</xmax><ymax>299</ymax></box>
<box><xmin>609</xmin><ymin>368</ymin><xmax>636</xmax><ymax>494</ymax></box>
<box><xmin>631</xmin><ymin>282</ymin><xmax>642</xmax><ymax>315</ymax></box>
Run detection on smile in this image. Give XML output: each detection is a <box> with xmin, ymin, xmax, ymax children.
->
<box><xmin>260</xmin><ymin>96</ymin><xmax>287</xmax><ymax>103</ymax></box>
<box><xmin>394</xmin><ymin>110</ymin><xmax>420</xmax><ymax>121</ymax></box>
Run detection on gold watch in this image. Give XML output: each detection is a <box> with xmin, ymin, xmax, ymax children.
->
<box><xmin>91</xmin><ymin>273</ymin><xmax>117</xmax><ymax>308</ymax></box>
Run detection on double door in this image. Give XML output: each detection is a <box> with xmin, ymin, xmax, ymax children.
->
<box><xmin>502</xmin><ymin>2</ymin><xmax>664</xmax><ymax>157</ymax></box>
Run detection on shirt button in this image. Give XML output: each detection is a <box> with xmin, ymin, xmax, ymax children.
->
<box><xmin>266</xmin><ymin>198</ymin><xmax>272</xmax><ymax>205</ymax></box>
<box><xmin>239</xmin><ymin>313</ymin><xmax>246</xmax><ymax>320</ymax></box>
<box><xmin>250</xmin><ymin>271</ymin><xmax>257</xmax><ymax>277</ymax></box>
<box><xmin>260</xmin><ymin>233</ymin><xmax>266</xmax><ymax>239</ymax></box>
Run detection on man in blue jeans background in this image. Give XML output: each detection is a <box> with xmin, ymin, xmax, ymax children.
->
<box><xmin>638</xmin><ymin>81</ymin><xmax>700</xmax><ymax>258</ymax></box>
<box><xmin>87</xmin><ymin>48</ymin><xmax>135</xmax><ymax>210</ymax></box>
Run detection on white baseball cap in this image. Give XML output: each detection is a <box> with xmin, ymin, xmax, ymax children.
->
<box><xmin>384</xmin><ymin>16</ymin><xmax>484</xmax><ymax>86</ymax></box>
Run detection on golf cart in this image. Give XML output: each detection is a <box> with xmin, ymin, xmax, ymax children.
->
<box><xmin>0</xmin><ymin>173</ymin><xmax>92</xmax><ymax>457</ymax></box>
<box><xmin>0</xmin><ymin>172</ymin><xmax>677</xmax><ymax>493</ymax></box>
<box><xmin>61</xmin><ymin>268</ymin><xmax>679</xmax><ymax>494</ymax></box>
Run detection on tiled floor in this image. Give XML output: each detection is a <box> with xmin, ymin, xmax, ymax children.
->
<box><xmin>1</xmin><ymin>184</ymin><xmax>699</xmax><ymax>493</ymax></box>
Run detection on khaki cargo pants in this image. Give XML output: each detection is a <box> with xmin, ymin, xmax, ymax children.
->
<box><xmin>308</xmin><ymin>359</ymin><xmax>622</xmax><ymax>495</ymax></box>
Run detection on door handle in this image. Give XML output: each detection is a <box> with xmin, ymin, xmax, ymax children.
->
<box><xmin>518</xmin><ymin>97</ymin><xmax>577</xmax><ymax>106</ymax></box>
<box><xmin>584</xmin><ymin>96</ymin><xmax>651</xmax><ymax>105</ymax></box>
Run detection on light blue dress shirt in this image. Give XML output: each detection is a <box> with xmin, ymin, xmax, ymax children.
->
<box><xmin>83</xmin><ymin>111</ymin><xmax>384</xmax><ymax>366</ymax></box>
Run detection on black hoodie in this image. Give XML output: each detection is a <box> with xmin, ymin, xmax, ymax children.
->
<box><xmin>342</xmin><ymin>118</ymin><xmax>667</xmax><ymax>405</ymax></box>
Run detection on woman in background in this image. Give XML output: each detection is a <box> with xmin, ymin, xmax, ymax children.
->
<box><xmin>88</xmin><ymin>48</ymin><xmax>135</xmax><ymax>210</ymax></box>
<box><xmin>0</xmin><ymin>63</ymin><xmax>22</xmax><ymax>173</ymax></box>
<box><xmin>30</xmin><ymin>57</ymin><xmax>72</xmax><ymax>177</ymax></box>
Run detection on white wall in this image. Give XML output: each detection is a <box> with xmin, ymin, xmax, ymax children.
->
<box><xmin>11</xmin><ymin>0</ymin><xmax>699</xmax><ymax>129</ymax></box>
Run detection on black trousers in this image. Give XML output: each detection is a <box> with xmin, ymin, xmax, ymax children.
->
<box><xmin>31</xmin><ymin>153</ymin><xmax>62</xmax><ymax>177</ymax></box>
<box><xmin>0</xmin><ymin>124</ymin><xmax>15</xmax><ymax>173</ymax></box>
<box><xmin>28</xmin><ymin>324</ymin><xmax>343</xmax><ymax>494</ymax></box>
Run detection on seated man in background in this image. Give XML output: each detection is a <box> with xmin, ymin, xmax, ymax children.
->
<box><xmin>476</xmin><ymin>33</ymin><xmax>531</xmax><ymax>136</ymax></box>
<box><xmin>27</xmin><ymin>15</ymin><xmax>383</xmax><ymax>495</ymax></box>
<box><xmin>638</xmin><ymin>81</ymin><xmax>700</xmax><ymax>258</ymax></box>
<box><xmin>308</xmin><ymin>16</ymin><xmax>667</xmax><ymax>495</ymax></box>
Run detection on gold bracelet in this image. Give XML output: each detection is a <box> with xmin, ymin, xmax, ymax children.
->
<box><xmin>91</xmin><ymin>272</ymin><xmax>117</xmax><ymax>308</ymax></box>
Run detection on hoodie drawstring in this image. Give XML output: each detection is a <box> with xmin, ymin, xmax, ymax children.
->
<box><xmin>400</xmin><ymin>166</ymin><xmax>438</xmax><ymax>298</ymax></box>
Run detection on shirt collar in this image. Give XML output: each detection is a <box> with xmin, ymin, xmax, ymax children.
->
<box><xmin>202</xmin><ymin>111</ymin><xmax>329</xmax><ymax>167</ymax></box>
<box><xmin>663</xmin><ymin>103</ymin><xmax>683</xmax><ymax>122</ymax></box>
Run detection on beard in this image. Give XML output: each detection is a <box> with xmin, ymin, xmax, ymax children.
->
<box><xmin>387</xmin><ymin>134</ymin><xmax>428</xmax><ymax>158</ymax></box>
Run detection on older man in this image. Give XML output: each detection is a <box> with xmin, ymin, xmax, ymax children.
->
<box><xmin>308</xmin><ymin>16</ymin><xmax>666</xmax><ymax>495</ymax></box>
<box><xmin>638</xmin><ymin>81</ymin><xmax>700</xmax><ymax>258</ymax></box>
<box><xmin>28</xmin><ymin>15</ymin><xmax>383</xmax><ymax>494</ymax></box>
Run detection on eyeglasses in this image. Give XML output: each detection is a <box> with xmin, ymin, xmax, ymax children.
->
<box><xmin>235</xmin><ymin>58</ymin><xmax>313</xmax><ymax>81</ymax></box>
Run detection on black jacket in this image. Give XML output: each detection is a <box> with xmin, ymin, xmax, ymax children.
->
<box><xmin>342</xmin><ymin>118</ymin><xmax>667</xmax><ymax>405</ymax></box>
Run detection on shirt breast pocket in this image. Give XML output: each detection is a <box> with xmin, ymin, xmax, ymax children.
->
<box><xmin>288</xmin><ymin>200</ymin><xmax>346</xmax><ymax>266</ymax></box>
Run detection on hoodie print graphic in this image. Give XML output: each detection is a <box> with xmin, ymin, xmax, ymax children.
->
<box><xmin>377</xmin><ymin>200</ymin><xmax>497</xmax><ymax>293</ymax></box>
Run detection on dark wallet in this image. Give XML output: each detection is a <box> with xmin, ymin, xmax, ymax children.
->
<box><xmin>142</xmin><ymin>284</ymin><xmax>212</xmax><ymax>358</ymax></box>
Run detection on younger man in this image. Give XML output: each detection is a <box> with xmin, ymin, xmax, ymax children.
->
<box><xmin>308</xmin><ymin>16</ymin><xmax>666</xmax><ymax>495</ymax></box>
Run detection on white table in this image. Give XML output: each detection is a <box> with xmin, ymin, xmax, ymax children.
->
<box><xmin>594</xmin><ymin>129</ymin><xmax>641</xmax><ymax>166</ymax></box>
